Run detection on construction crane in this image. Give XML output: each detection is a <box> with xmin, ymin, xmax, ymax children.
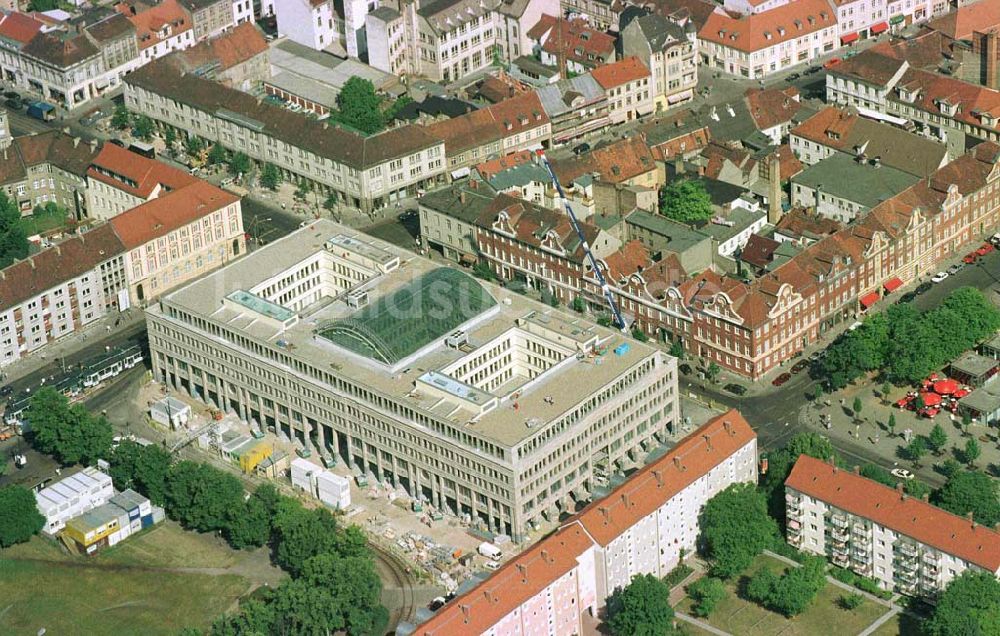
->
<box><xmin>536</xmin><ymin>150</ymin><xmax>628</xmax><ymax>333</ymax></box>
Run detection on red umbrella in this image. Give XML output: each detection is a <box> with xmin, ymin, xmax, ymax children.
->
<box><xmin>919</xmin><ymin>391</ymin><xmax>942</xmax><ymax>406</ymax></box>
<box><xmin>934</xmin><ymin>379</ymin><xmax>959</xmax><ymax>395</ymax></box>
<box><xmin>954</xmin><ymin>388</ymin><xmax>970</xmax><ymax>399</ymax></box>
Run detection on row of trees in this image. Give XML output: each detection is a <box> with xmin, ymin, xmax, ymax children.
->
<box><xmin>104</xmin><ymin>439</ymin><xmax>388</xmax><ymax>635</ymax></box>
<box><xmin>745</xmin><ymin>556</ymin><xmax>827</xmax><ymax>617</ymax></box>
<box><xmin>27</xmin><ymin>388</ymin><xmax>114</xmax><ymax>466</ymax></box>
<box><xmin>820</xmin><ymin>287</ymin><xmax>1000</xmax><ymax>388</ymax></box>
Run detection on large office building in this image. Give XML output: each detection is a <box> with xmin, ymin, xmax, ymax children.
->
<box><xmin>146</xmin><ymin>220</ymin><xmax>679</xmax><ymax>539</ymax></box>
<box><xmin>786</xmin><ymin>455</ymin><xmax>1000</xmax><ymax>595</ymax></box>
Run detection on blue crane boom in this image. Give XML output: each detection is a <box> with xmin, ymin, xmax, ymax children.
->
<box><xmin>536</xmin><ymin>150</ymin><xmax>628</xmax><ymax>332</ymax></box>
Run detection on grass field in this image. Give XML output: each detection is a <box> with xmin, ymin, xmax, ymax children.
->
<box><xmin>0</xmin><ymin>522</ymin><xmax>270</xmax><ymax>635</ymax></box>
<box><xmin>675</xmin><ymin>556</ymin><xmax>890</xmax><ymax>636</ymax></box>
<box><xmin>869</xmin><ymin>612</ymin><xmax>924</xmax><ymax>636</ymax></box>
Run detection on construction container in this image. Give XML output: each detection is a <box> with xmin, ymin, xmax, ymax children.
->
<box><xmin>315</xmin><ymin>471</ymin><xmax>350</xmax><ymax>510</ymax></box>
<box><xmin>291</xmin><ymin>457</ymin><xmax>319</xmax><ymax>494</ymax></box>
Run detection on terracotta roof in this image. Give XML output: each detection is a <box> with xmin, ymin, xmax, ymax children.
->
<box><xmin>415</xmin><ymin>523</ymin><xmax>595</xmax><ymax>636</ymax></box>
<box><xmin>477</xmin><ymin>193</ymin><xmax>599</xmax><ymax>262</ymax></box>
<box><xmin>109</xmin><ymin>180</ymin><xmax>238</xmax><ymax>248</ymax></box>
<box><xmin>0</xmin><ymin>131</ymin><xmax>101</xmax><ymax>187</ymax></box>
<box><xmin>529</xmin><ymin>15</ymin><xmax>616</xmax><ymax>67</ymax></box>
<box><xmin>894</xmin><ymin>65</ymin><xmax>1000</xmax><ymax>131</ymax></box>
<box><xmin>702</xmin><ymin>142</ymin><xmax>755</xmax><ymax>181</ymax></box>
<box><xmin>740</xmin><ymin>233</ymin><xmax>779</xmax><ymax>268</ymax></box>
<box><xmin>116</xmin><ymin>0</ymin><xmax>191</xmax><ymax>50</ymax></box>
<box><xmin>590</xmin><ymin>56</ymin><xmax>651</xmax><ymax>90</ymax></box>
<box><xmin>88</xmin><ymin>143</ymin><xmax>197</xmax><ymax>199</ymax></box>
<box><xmin>552</xmin><ymin>136</ymin><xmax>656</xmax><ymax>185</ymax></box>
<box><xmin>474</xmin><ymin>149</ymin><xmax>534</xmax><ymax>180</ymax></box>
<box><xmin>699</xmin><ymin>0</ymin><xmax>835</xmax><ymax>53</ymax></box>
<box><xmin>0</xmin><ymin>224</ymin><xmax>126</xmax><ymax>311</ymax></box>
<box><xmin>828</xmin><ymin>49</ymin><xmax>908</xmax><ymax>86</ymax></box>
<box><xmin>173</xmin><ymin>22</ymin><xmax>268</xmax><ymax>72</ymax></box>
<box><xmin>427</xmin><ymin>91</ymin><xmax>548</xmax><ymax>156</ymax></box>
<box><xmin>601</xmin><ymin>240</ymin><xmax>652</xmax><ymax>280</ymax></box>
<box><xmin>22</xmin><ymin>29</ymin><xmax>99</xmax><ymax>67</ymax></box>
<box><xmin>0</xmin><ymin>11</ymin><xmax>43</xmax><ymax>45</ymax></box>
<box><xmin>786</xmin><ymin>455</ymin><xmax>1000</xmax><ymax>573</ymax></box>
<box><xmin>745</xmin><ymin>86</ymin><xmax>802</xmax><ymax>131</ymax></box>
<box><xmin>774</xmin><ymin>207</ymin><xmax>842</xmax><ymax>240</ymax></box>
<box><xmin>577</xmin><ymin>409</ymin><xmax>755</xmax><ymax>546</ymax></box>
<box><xmin>927</xmin><ymin>1</ymin><xmax>1000</xmax><ymax>40</ymax></box>
<box><xmin>771</xmin><ymin>144</ymin><xmax>803</xmax><ymax>180</ymax></box>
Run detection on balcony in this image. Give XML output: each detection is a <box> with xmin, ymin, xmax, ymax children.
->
<box><xmin>895</xmin><ymin>542</ymin><xmax>918</xmax><ymax>558</ymax></box>
<box><xmin>830</xmin><ymin>514</ymin><xmax>849</xmax><ymax>529</ymax></box>
<box><xmin>895</xmin><ymin>567</ymin><xmax>917</xmax><ymax>582</ymax></box>
<box><xmin>896</xmin><ymin>556</ymin><xmax>919</xmax><ymax>572</ymax></box>
<box><xmin>832</xmin><ymin>553</ymin><xmax>849</xmax><ymax>567</ymax></box>
<box><xmin>852</xmin><ymin>525</ymin><xmax>868</xmax><ymax>538</ymax></box>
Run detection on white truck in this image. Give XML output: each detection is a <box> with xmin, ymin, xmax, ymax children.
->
<box><xmin>478</xmin><ymin>542</ymin><xmax>503</xmax><ymax>560</ymax></box>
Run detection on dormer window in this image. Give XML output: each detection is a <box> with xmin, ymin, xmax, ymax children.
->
<box><xmin>764</xmin><ymin>31</ymin><xmax>772</xmax><ymax>40</ymax></box>
<box><xmin>898</xmin><ymin>87</ymin><xmax>917</xmax><ymax>103</ymax></box>
<box><xmin>937</xmin><ymin>99</ymin><xmax>958</xmax><ymax>117</ymax></box>
<box><xmin>777</xmin><ymin>26</ymin><xmax>785</xmax><ymax>36</ymax></box>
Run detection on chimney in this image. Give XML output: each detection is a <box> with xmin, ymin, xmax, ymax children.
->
<box><xmin>541</xmin><ymin>549</ymin><xmax>553</xmax><ymax>563</ymax></box>
<box><xmin>516</xmin><ymin>563</ymin><xmax>528</xmax><ymax>580</ymax></box>
<box><xmin>674</xmin><ymin>154</ymin><xmax>684</xmax><ymax>176</ymax></box>
<box><xmin>90</xmin><ymin>139</ymin><xmax>98</xmax><ymax>151</ymax></box>
<box><xmin>652</xmin><ymin>469</ymin><xmax>663</xmax><ymax>487</ymax></box>
<box><xmin>703</xmin><ymin>434</ymin><xmax>712</xmax><ymax>451</ymax></box>
<box><xmin>28</xmin><ymin>257</ymin><xmax>34</xmax><ymax>269</ymax></box>
<box><xmin>967</xmin><ymin>511</ymin><xmax>975</xmax><ymax>521</ymax></box>
<box><xmin>599</xmin><ymin>506</ymin><xmax>610</xmax><ymax>524</ymax></box>
<box><xmin>460</xmin><ymin>604</ymin><xmax>471</xmax><ymax>622</ymax></box>
<box><xmin>621</xmin><ymin>492</ymin><xmax>630</xmax><ymax>508</ymax></box>
<box><xmin>768</xmin><ymin>153</ymin><xmax>782</xmax><ymax>224</ymax></box>
<box><xmin>73</xmin><ymin>137</ymin><xmax>80</xmax><ymax>148</ymax></box>
<box><xmin>723</xmin><ymin>420</ymin><xmax>733</xmax><ymax>436</ymax></box>
<box><xmin>896</xmin><ymin>482</ymin><xmax>904</xmax><ymax>493</ymax></box>
<box><xmin>673</xmin><ymin>456</ymin><xmax>685</xmax><ymax>471</ymax></box>
<box><xmin>484</xmin><ymin>589</ymin><xmax>497</xmax><ymax>604</ymax></box>
<box><xmin>986</xmin><ymin>30</ymin><xmax>999</xmax><ymax>90</ymax></box>
<box><xmin>853</xmin><ymin>465</ymin><xmax>860</xmax><ymax>474</ymax></box>
<box><xmin>922</xmin><ymin>493</ymin><xmax>930</xmax><ymax>502</ymax></box>
<box><xmin>459</xmin><ymin>190</ymin><xmax>467</xmax><ymax>203</ymax></box>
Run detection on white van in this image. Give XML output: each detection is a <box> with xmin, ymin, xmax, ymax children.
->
<box><xmin>484</xmin><ymin>560</ymin><xmax>501</xmax><ymax>571</ymax></box>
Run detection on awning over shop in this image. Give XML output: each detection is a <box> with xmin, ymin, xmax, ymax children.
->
<box><xmin>871</xmin><ymin>21</ymin><xmax>889</xmax><ymax>34</ymax></box>
<box><xmin>860</xmin><ymin>291</ymin><xmax>880</xmax><ymax>309</ymax></box>
<box><xmin>889</xmin><ymin>14</ymin><xmax>905</xmax><ymax>25</ymax></box>
<box><xmin>883</xmin><ymin>277</ymin><xmax>903</xmax><ymax>293</ymax></box>
<box><xmin>841</xmin><ymin>32</ymin><xmax>860</xmax><ymax>45</ymax></box>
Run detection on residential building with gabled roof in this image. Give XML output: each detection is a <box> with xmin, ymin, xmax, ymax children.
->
<box><xmin>620</xmin><ymin>9</ymin><xmax>698</xmax><ymax>109</ymax></box>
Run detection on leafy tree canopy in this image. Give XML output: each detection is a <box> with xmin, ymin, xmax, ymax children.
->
<box><xmin>933</xmin><ymin>470</ymin><xmax>1000</xmax><ymax>527</ymax></box>
<box><xmin>659</xmin><ymin>179</ymin><xmax>712</xmax><ymax>224</ymax></box>
<box><xmin>606</xmin><ymin>574</ymin><xmax>675</xmax><ymax>636</ymax></box>
<box><xmin>927</xmin><ymin>571</ymin><xmax>1000</xmax><ymax>636</ymax></box>
<box><xmin>0</xmin><ymin>485</ymin><xmax>45</xmax><ymax>546</ymax></box>
<box><xmin>701</xmin><ymin>483</ymin><xmax>778</xmax><ymax>578</ymax></box>
<box><xmin>0</xmin><ymin>191</ymin><xmax>28</xmax><ymax>269</ymax></box>
<box><xmin>687</xmin><ymin>577</ymin><xmax>726</xmax><ymax>618</ymax></box>
<box><xmin>165</xmin><ymin>461</ymin><xmax>245</xmax><ymax>533</ymax></box>
<box><xmin>335</xmin><ymin>76</ymin><xmax>386</xmax><ymax>135</ymax></box>
<box><xmin>27</xmin><ymin>387</ymin><xmax>113</xmax><ymax>466</ymax></box>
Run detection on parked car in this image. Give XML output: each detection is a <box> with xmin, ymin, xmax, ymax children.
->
<box><xmin>947</xmin><ymin>263</ymin><xmax>963</xmax><ymax>275</ymax></box>
<box><xmin>964</xmin><ymin>252</ymin><xmax>980</xmax><ymax>264</ymax></box>
<box><xmin>0</xmin><ymin>385</ymin><xmax>11</xmax><ymax>397</ymax></box>
<box><xmin>891</xmin><ymin>468</ymin><xmax>914</xmax><ymax>480</ymax></box>
<box><xmin>896</xmin><ymin>291</ymin><xmax>917</xmax><ymax>304</ymax></box>
<box><xmin>79</xmin><ymin>110</ymin><xmax>105</xmax><ymax>126</ymax></box>
<box><xmin>2</xmin><ymin>91</ymin><xmax>17</xmax><ymax>100</ymax></box>
<box><xmin>4</xmin><ymin>97</ymin><xmax>21</xmax><ymax>110</ymax></box>
<box><xmin>791</xmin><ymin>360</ymin><xmax>810</xmax><ymax>374</ymax></box>
<box><xmin>772</xmin><ymin>372</ymin><xmax>792</xmax><ymax>387</ymax></box>
<box><xmin>679</xmin><ymin>363</ymin><xmax>693</xmax><ymax>375</ymax></box>
<box><xmin>724</xmin><ymin>383</ymin><xmax>748</xmax><ymax>395</ymax></box>
<box><xmin>573</xmin><ymin>142</ymin><xmax>591</xmax><ymax>156</ymax></box>
<box><xmin>931</xmin><ymin>271</ymin><xmax>949</xmax><ymax>283</ymax></box>
<box><xmin>977</xmin><ymin>242</ymin><xmax>995</xmax><ymax>255</ymax></box>
<box><xmin>786</xmin><ymin>72</ymin><xmax>800</xmax><ymax>81</ymax></box>
<box><xmin>915</xmin><ymin>282</ymin><xmax>932</xmax><ymax>294</ymax></box>
<box><xmin>823</xmin><ymin>58</ymin><xmax>842</xmax><ymax>69</ymax></box>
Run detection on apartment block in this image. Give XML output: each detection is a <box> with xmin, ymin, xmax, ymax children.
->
<box><xmin>590</xmin><ymin>57</ymin><xmax>655</xmax><ymax>125</ymax></box>
<box><xmin>86</xmin><ymin>142</ymin><xmax>200</xmax><ymax>220</ymax></box>
<box><xmin>145</xmin><ymin>219</ymin><xmax>679</xmax><ymax>540</ymax></box>
<box><xmin>786</xmin><ymin>455</ymin><xmax>1000</xmax><ymax>595</ymax></box>
<box><xmin>620</xmin><ymin>11</ymin><xmax>698</xmax><ymax>110</ymax></box>
<box><xmin>414</xmin><ymin>409</ymin><xmax>757</xmax><ymax>635</ymax></box>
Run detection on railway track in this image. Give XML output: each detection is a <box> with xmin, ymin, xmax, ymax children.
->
<box><xmin>372</xmin><ymin>544</ymin><xmax>417</xmax><ymax>633</ymax></box>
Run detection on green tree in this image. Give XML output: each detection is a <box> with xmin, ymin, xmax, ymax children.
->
<box><xmin>571</xmin><ymin>297</ymin><xmax>586</xmax><ymax>313</ymax></box>
<box><xmin>706</xmin><ymin>361</ymin><xmax>721</xmax><ymax>383</ymax></box>
<box><xmin>906</xmin><ymin>436</ymin><xmax>927</xmax><ymax>465</ymax></box>
<box><xmin>111</xmin><ymin>104</ymin><xmax>132</xmax><ymax>130</ymax></box>
<box><xmin>185</xmin><ymin>135</ymin><xmax>205</xmax><ymax>156</ymax></box>
<box><xmin>473</xmin><ymin>259</ymin><xmax>495</xmax><ymax>281</ymax></box>
<box><xmin>260</xmin><ymin>163</ymin><xmax>281</xmax><ymax>190</ymax></box>
<box><xmin>273</xmin><ymin>501</ymin><xmax>342</xmax><ymax>576</ymax></box>
<box><xmin>962</xmin><ymin>412</ymin><xmax>973</xmax><ymax>437</ymax></box>
<box><xmin>881</xmin><ymin>381</ymin><xmax>892</xmax><ymax>404</ymax></box>
<box><xmin>933</xmin><ymin>470</ymin><xmax>1000</xmax><ymax>526</ymax></box>
<box><xmin>659</xmin><ymin>179</ymin><xmax>712</xmax><ymax>223</ymax></box>
<box><xmin>164</xmin><ymin>127</ymin><xmax>177</xmax><ymax>146</ymax></box>
<box><xmin>132</xmin><ymin>115</ymin><xmax>154</xmax><ymax>141</ymax></box>
<box><xmin>26</xmin><ymin>387</ymin><xmax>113</xmax><ymax>466</ymax></box>
<box><xmin>938</xmin><ymin>458</ymin><xmax>962</xmax><ymax>478</ymax></box>
<box><xmin>228</xmin><ymin>151</ymin><xmax>251</xmax><ymax>176</ymax></box>
<box><xmin>964</xmin><ymin>437</ymin><xmax>981</xmax><ymax>467</ymax></box>
<box><xmin>226</xmin><ymin>483</ymin><xmax>280</xmax><ymax>550</ymax></box>
<box><xmin>746</xmin><ymin>568</ymin><xmax>778</xmax><ymax>604</ymax></box>
<box><xmin>0</xmin><ymin>192</ymin><xmax>28</xmax><ymax>268</ymax></box>
<box><xmin>207</xmin><ymin>144</ymin><xmax>228</xmax><ymax>165</ymax></box>
<box><xmin>860</xmin><ymin>463</ymin><xmax>895</xmax><ymax>487</ymax></box>
<box><xmin>839</xmin><ymin>593</ymin><xmax>864</xmax><ymax>611</ymax></box>
<box><xmin>762</xmin><ymin>557</ymin><xmax>827</xmax><ymax>617</ymax></box>
<box><xmin>759</xmin><ymin>432</ymin><xmax>838</xmax><ymax>528</ymax></box>
<box><xmin>294</xmin><ymin>180</ymin><xmax>312</xmax><ymax>201</ymax></box>
<box><xmin>852</xmin><ymin>396</ymin><xmax>863</xmax><ymax>419</ymax></box>
<box><xmin>631</xmin><ymin>328</ymin><xmax>649</xmax><ymax>342</ymax></box>
<box><xmin>928</xmin><ymin>424</ymin><xmax>948</xmax><ymax>455</ymax></box>
<box><xmin>335</xmin><ymin>76</ymin><xmax>386</xmax><ymax>135</ymax></box>
<box><xmin>0</xmin><ymin>485</ymin><xmax>45</xmax><ymax>546</ymax></box>
<box><xmin>904</xmin><ymin>478</ymin><xmax>932</xmax><ymax>500</ymax></box>
<box><xmin>211</xmin><ymin>595</ymin><xmax>276</xmax><ymax>636</ymax></box>
<box><xmin>669</xmin><ymin>341</ymin><xmax>685</xmax><ymax>359</ymax></box>
<box><xmin>887</xmin><ymin>413</ymin><xmax>896</xmax><ymax>437</ymax></box>
<box><xmin>108</xmin><ymin>441</ymin><xmax>172</xmax><ymax>506</ymax></box>
<box><xmin>927</xmin><ymin>571</ymin><xmax>1000</xmax><ymax>636</ymax></box>
<box><xmin>323</xmin><ymin>193</ymin><xmax>338</xmax><ymax>211</ymax></box>
<box><xmin>687</xmin><ymin>577</ymin><xmax>726</xmax><ymax>618</ymax></box>
<box><xmin>165</xmin><ymin>461</ymin><xmax>245</xmax><ymax>533</ymax></box>
<box><xmin>606</xmin><ymin>574</ymin><xmax>675</xmax><ymax>636</ymax></box>
<box><xmin>701</xmin><ymin>483</ymin><xmax>778</xmax><ymax>578</ymax></box>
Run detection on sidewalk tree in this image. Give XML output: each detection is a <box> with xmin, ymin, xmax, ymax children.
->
<box><xmin>658</xmin><ymin>179</ymin><xmax>712</xmax><ymax>224</ymax></box>
<box><xmin>938</xmin><ymin>458</ymin><xmax>962</xmax><ymax>478</ymax></box>
<box><xmin>927</xmin><ymin>571</ymin><xmax>1000</xmax><ymax>636</ymax></box>
<box><xmin>860</xmin><ymin>463</ymin><xmax>894</xmax><ymax>487</ymax></box>
<box><xmin>228</xmin><ymin>151</ymin><xmax>251</xmax><ymax>176</ymax></box>
<box><xmin>323</xmin><ymin>193</ymin><xmax>338</xmax><ymax>212</ymax></box>
<box><xmin>0</xmin><ymin>485</ymin><xmax>45</xmax><ymax>547</ymax></box>
<box><xmin>606</xmin><ymin>574</ymin><xmax>675</xmax><ymax>636</ymax></box>
<box><xmin>687</xmin><ymin>577</ymin><xmax>726</xmax><ymax>618</ymax></box>
<box><xmin>164</xmin><ymin>127</ymin><xmax>177</xmax><ymax>146</ymax></box>
<box><xmin>571</xmin><ymin>297</ymin><xmax>586</xmax><ymax>313</ymax></box>
<box><xmin>928</xmin><ymin>424</ymin><xmax>948</xmax><ymax>455</ymax></box>
<box><xmin>759</xmin><ymin>432</ymin><xmax>838</xmax><ymax>527</ymax></box>
<box><xmin>701</xmin><ymin>483</ymin><xmax>778</xmax><ymax>578</ymax></box>
<box><xmin>933</xmin><ymin>470</ymin><xmax>1000</xmax><ymax>526</ymax></box>
<box><xmin>961</xmin><ymin>412</ymin><xmax>973</xmax><ymax>437</ymax></box>
<box><xmin>905</xmin><ymin>436</ymin><xmax>926</xmax><ymax>465</ymax></box>
<box><xmin>706</xmin><ymin>361</ymin><xmax>721</xmax><ymax>383</ymax></box>
<box><xmin>260</xmin><ymin>163</ymin><xmax>281</xmax><ymax>190</ymax></box>
<box><xmin>669</xmin><ymin>341</ymin><xmax>685</xmax><ymax>359</ymax></box>
<box><xmin>132</xmin><ymin>115</ymin><xmax>154</xmax><ymax>141</ymax></box>
<box><xmin>963</xmin><ymin>437</ymin><xmax>981</xmax><ymax>467</ymax></box>
<box><xmin>887</xmin><ymin>413</ymin><xmax>897</xmax><ymax>437</ymax></box>
<box><xmin>185</xmin><ymin>135</ymin><xmax>205</xmax><ymax>156</ymax></box>
<box><xmin>208</xmin><ymin>144</ymin><xmax>228</xmax><ymax>165</ymax></box>
<box><xmin>852</xmin><ymin>396</ymin><xmax>863</xmax><ymax>420</ymax></box>
<box><xmin>881</xmin><ymin>381</ymin><xmax>892</xmax><ymax>403</ymax></box>
<box><xmin>27</xmin><ymin>387</ymin><xmax>113</xmax><ymax>466</ymax></box>
<box><xmin>111</xmin><ymin>104</ymin><xmax>131</xmax><ymax>130</ymax></box>
<box><xmin>904</xmin><ymin>478</ymin><xmax>932</xmax><ymax>500</ymax></box>
<box><xmin>294</xmin><ymin>180</ymin><xmax>312</xmax><ymax>202</ymax></box>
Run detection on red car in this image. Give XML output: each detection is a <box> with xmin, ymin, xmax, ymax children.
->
<box><xmin>964</xmin><ymin>252</ymin><xmax>980</xmax><ymax>264</ymax></box>
<box><xmin>824</xmin><ymin>58</ymin><xmax>842</xmax><ymax>69</ymax></box>
<box><xmin>979</xmin><ymin>242</ymin><xmax>995</xmax><ymax>254</ymax></box>
<box><xmin>772</xmin><ymin>372</ymin><xmax>792</xmax><ymax>387</ymax></box>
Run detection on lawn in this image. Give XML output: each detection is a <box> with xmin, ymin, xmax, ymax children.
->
<box><xmin>675</xmin><ymin>556</ymin><xmax>891</xmax><ymax>636</ymax></box>
<box><xmin>869</xmin><ymin>612</ymin><xmax>924</xmax><ymax>636</ymax></box>
<box><xmin>0</xmin><ymin>522</ymin><xmax>261</xmax><ymax>635</ymax></box>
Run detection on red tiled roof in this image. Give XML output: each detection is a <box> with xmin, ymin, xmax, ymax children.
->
<box><xmin>110</xmin><ymin>180</ymin><xmax>238</xmax><ymax>248</ymax></box>
<box><xmin>577</xmin><ymin>409</ymin><xmax>756</xmax><ymax>546</ymax></box>
<box><xmin>745</xmin><ymin>86</ymin><xmax>802</xmax><ymax>131</ymax></box>
<box><xmin>590</xmin><ymin>56</ymin><xmax>651</xmax><ymax>90</ymax></box>
<box><xmin>741</xmin><ymin>233</ymin><xmax>780</xmax><ymax>268</ymax></box>
<box><xmin>786</xmin><ymin>455</ymin><xmax>1000</xmax><ymax>572</ymax></box>
<box><xmin>529</xmin><ymin>15</ymin><xmax>616</xmax><ymax>66</ymax></box>
<box><xmin>702</xmin><ymin>142</ymin><xmax>755</xmax><ymax>181</ymax></box>
<box><xmin>927</xmin><ymin>1</ymin><xmax>1000</xmax><ymax>41</ymax></box>
<box><xmin>601</xmin><ymin>240</ymin><xmax>652</xmax><ymax>280</ymax></box>
<box><xmin>0</xmin><ymin>11</ymin><xmax>43</xmax><ymax>45</ymax></box>
<box><xmin>0</xmin><ymin>225</ymin><xmax>126</xmax><ymax>311</ymax></box>
<box><xmin>427</xmin><ymin>91</ymin><xmax>548</xmax><ymax>155</ymax></box>
<box><xmin>117</xmin><ymin>0</ymin><xmax>192</xmax><ymax>50</ymax></box>
<box><xmin>552</xmin><ymin>136</ymin><xmax>656</xmax><ymax>185</ymax></box>
<box><xmin>88</xmin><ymin>143</ymin><xmax>197</xmax><ymax>199</ymax></box>
<box><xmin>415</xmin><ymin>523</ymin><xmax>595</xmax><ymax>636</ymax></box>
<box><xmin>474</xmin><ymin>149</ymin><xmax>534</xmax><ymax>180</ymax></box>
<box><xmin>699</xmin><ymin>0</ymin><xmax>835</xmax><ymax>53</ymax></box>
<box><xmin>173</xmin><ymin>22</ymin><xmax>268</xmax><ymax>73</ymax></box>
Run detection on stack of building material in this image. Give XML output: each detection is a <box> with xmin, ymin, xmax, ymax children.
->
<box><xmin>315</xmin><ymin>471</ymin><xmax>351</xmax><ymax>510</ymax></box>
<box><xmin>290</xmin><ymin>457</ymin><xmax>319</xmax><ymax>493</ymax></box>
